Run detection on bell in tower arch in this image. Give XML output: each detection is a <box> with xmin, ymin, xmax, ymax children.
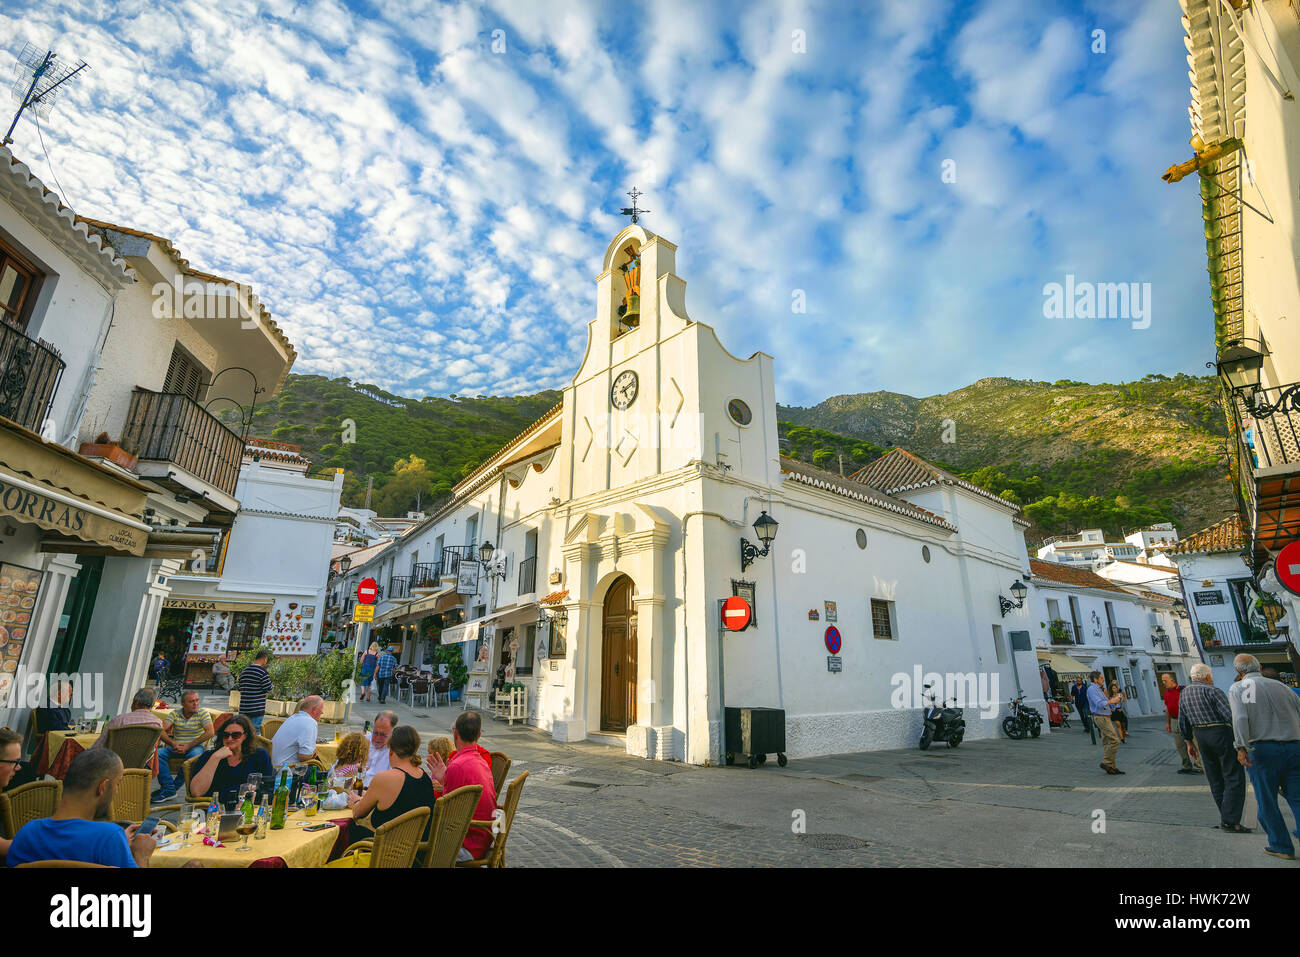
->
<box><xmin>616</xmin><ymin>243</ymin><xmax>641</xmax><ymax>332</ymax></box>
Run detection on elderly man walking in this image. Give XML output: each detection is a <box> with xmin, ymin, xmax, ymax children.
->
<box><xmin>1179</xmin><ymin>663</ymin><xmax>1251</xmax><ymax>834</ymax></box>
<box><xmin>1228</xmin><ymin>653</ymin><xmax>1300</xmax><ymax>860</ymax></box>
<box><xmin>1086</xmin><ymin>671</ymin><xmax>1125</xmax><ymax>774</ymax></box>
<box><xmin>1161</xmin><ymin>673</ymin><xmax>1202</xmax><ymax>774</ymax></box>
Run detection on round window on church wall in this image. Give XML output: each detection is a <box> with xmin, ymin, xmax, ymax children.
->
<box><xmin>727</xmin><ymin>398</ymin><xmax>752</xmax><ymax>426</ymax></box>
<box><xmin>856</xmin><ymin>529</ymin><xmax>868</xmax><ymax>550</ymax></box>
<box><xmin>922</xmin><ymin>545</ymin><xmax>931</xmax><ymax>563</ymax></box>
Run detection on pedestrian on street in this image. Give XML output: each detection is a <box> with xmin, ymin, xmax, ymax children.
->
<box><xmin>375</xmin><ymin>647</ymin><xmax>398</xmax><ymax>704</ymax></box>
<box><xmin>1161</xmin><ymin>672</ymin><xmax>1202</xmax><ymax>774</ymax></box>
<box><xmin>1228</xmin><ymin>653</ymin><xmax>1300</xmax><ymax>860</ymax></box>
<box><xmin>1108</xmin><ymin>680</ymin><xmax>1129</xmax><ymax>743</ymax></box>
<box><xmin>359</xmin><ymin>642</ymin><xmax>378</xmax><ymax>702</ymax></box>
<box><xmin>1072</xmin><ymin>679</ymin><xmax>1092</xmax><ymax>734</ymax></box>
<box><xmin>1179</xmin><ymin>663</ymin><xmax>1250</xmax><ymax>834</ymax></box>
<box><xmin>1087</xmin><ymin>671</ymin><xmax>1125</xmax><ymax>774</ymax></box>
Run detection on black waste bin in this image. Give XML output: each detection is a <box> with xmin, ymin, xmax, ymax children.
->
<box><xmin>725</xmin><ymin>706</ymin><xmax>787</xmax><ymax>768</ymax></box>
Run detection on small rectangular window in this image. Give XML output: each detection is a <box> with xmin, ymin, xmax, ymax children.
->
<box><xmin>992</xmin><ymin>624</ymin><xmax>1007</xmax><ymax>664</ymax></box>
<box><xmin>871</xmin><ymin>599</ymin><xmax>894</xmax><ymax>640</ymax></box>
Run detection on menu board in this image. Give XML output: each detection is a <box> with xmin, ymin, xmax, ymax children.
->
<box><xmin>0</xmin><ymin>562</ymin><xmax>42</xmax><ymax>699</ymax></box>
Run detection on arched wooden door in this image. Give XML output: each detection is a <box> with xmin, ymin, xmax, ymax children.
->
<box><xmin>600</xmin><ymin>575</ymin><xmax>637</xmax><ymax>733</ymax></box>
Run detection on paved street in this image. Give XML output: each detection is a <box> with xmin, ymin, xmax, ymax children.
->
<box><xmin>207</xmin><ymin>691</ymin><xmax>1298</xmax><ymax>867</ymax></box>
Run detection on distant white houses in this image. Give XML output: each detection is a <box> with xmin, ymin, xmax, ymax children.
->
<box><xmin>1027</xmin><ymin>559</ymin><xmax>1199</xmax><ymax>715</ymax></box>
<box><xmin>335</xmin><ymin>507</ymin><xmax>425</xmax><ymax>546</ymax></box>
<box><xmin>1037</xmin><ymin>529</ymin><xmax>1141</xmax><ymax>569</ymax></box>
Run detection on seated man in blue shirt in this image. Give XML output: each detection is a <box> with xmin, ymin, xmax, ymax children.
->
<box><xmin>6</xmin><ymin>748</ymin><xmax>156</xmax><ymax>868</ymax></box>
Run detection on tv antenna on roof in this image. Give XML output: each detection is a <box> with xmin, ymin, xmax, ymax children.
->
<box><xmin>4</xmin><ymin>43</ymin><xmax>89</xmax><ymax>147</ymax></box>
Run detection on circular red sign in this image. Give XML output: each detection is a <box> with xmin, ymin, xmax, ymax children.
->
<box><xmin>721</xmin><ymin>595</ymin><xmax>752</xmax><ymax>631</ymax></box>
<box><xmin>1276</xmin><ymin>541</ymin><xmax>1300</xmax><ymax>596</ymax></box>
<box><xmin>357</xmin><ymin>577</ymin><xmax>379</xmax><ymax>604</ymax></box>
<box><xmin>825</xmin><ymin>626</ymin><xmax>841</xmax><ymax>654</ymax></box>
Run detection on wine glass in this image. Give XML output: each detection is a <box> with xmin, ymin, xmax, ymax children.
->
<box><xmin>178</xmin><ymin>808</ymin><xmax>195</xmax><ymax>848</ymax></box>
<box><xmin>301</xmin><ymin>783</ymin><xmax>317</xmax><ymax>817</ymax></box>
<box><xmin>235</xmin><ymin>816</ymin><xmax>257</xmax><ymax>852</ymax></box>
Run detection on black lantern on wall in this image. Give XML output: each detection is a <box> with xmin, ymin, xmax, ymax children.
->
<box><xmin>999</xmin><ymin>578</ymin><xmax>1028</xmax><ymax>617</ymax></box>
<box><xmin>1213</xmin><ymin>339</ymin><xmax>1265</xmax><ymax>395</ymax></box>
<box><xmin>740</xmin><ymin>510</ymin><xmax>779</xmax><ymax>573</ymax></box>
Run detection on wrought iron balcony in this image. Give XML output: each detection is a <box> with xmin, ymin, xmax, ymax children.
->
<box><xmin>1198</xmin><ymin>618</ymin><xmax>1285</xmax><ymax>649</ymax></box>
<box><xmin>1109</xmin><ymin>626</ymin><xmax>1132</xmax><ymax>647</ymax></box>
<box><xmin>1227</xmin><ymin>381</ymin><xmax>1300</xmax><ymax>552</ymax></box>
<box><xmin>122</xmin><ymin>388</ymin><xmax>244</xmax><ymax>497</ymax></box>
<box><xmin>518</xmin><ymin>555</ymin><xmax>537</xmax><ymax>595</ymax></box>
<box><xmin>410</xmin><ymin>563</ymin><xmax>440</xmax><ymax>589</ymax></box>
<box><xmin>439</xmin><ymin>545</ymin><xmax>476</xmax><ymax>579</ymax></box>
<box><xmin>1151</xmin><ymin>632</ymin><xmax>1170</xmax><ymax>651</ymax></box>
<box><xmin>388</xmin><ymin>576</ymin><xmax>410</xmax><ymax>600</ymax></box>
<box><xmin>0</xmin><ymin>321</ymin><xmax>64</xmax><ymax>434</ymax></box>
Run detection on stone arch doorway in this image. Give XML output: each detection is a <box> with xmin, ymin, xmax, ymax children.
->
<box><xmin>600</xmin><ymin>574</ymin><xmax>637</xmax><ymax>733</ymax></box>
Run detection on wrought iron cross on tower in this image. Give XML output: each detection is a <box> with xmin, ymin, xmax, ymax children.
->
<box><xmin>620</xmin><ymin>187</ymin><xmax>650</xmax><ymax>224</ymax></box>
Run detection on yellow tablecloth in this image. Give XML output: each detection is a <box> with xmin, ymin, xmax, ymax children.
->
<box><xmin>316</xmin><ymin>742</ymin><xmax>339</xmax><ymax>767</ymax></box>
<box><xmin>150</xmin><ymin>808</ymin><xmax>340</xmax><ymax>868</ymax></box>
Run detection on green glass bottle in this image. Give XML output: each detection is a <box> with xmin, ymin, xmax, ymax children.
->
<box><xmin>240</xmin><ymin>788</ymin><xmax>254</xmax><ymax>824</ymax></box>
<box><xmin>270</xmin><ymin>768</ymin><xmax>290</xmax><ymax>830</ymax></box>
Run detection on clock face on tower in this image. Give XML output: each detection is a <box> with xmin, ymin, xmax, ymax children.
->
<box><xmin>611</xmin><ymin>369</ymin><xmax>638</xmax><ymax>410</ymax></box>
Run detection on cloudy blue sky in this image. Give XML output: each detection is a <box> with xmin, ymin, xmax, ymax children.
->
<box><xmin>2</xmin><ymin>0</ymin><xmax>1206</xmax><ymax>406</ymax></box>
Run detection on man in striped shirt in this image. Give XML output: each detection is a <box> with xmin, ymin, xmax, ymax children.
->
<box><xmin>375</xmin><ymin>648</ymin><xmax>398</xmax><ymax>704</ymax></box>
<box><xmin>236</xmin><ymin>650</ymin><xmax>273</xmax><ymax>732</ymax></box>
<box><xmin>154</xmin><ymin>691</ymin><xmax>213</xmax><ymax>802</ymax></box>
<box><xmin>1179</xmin><ymin>663</ymin><xmax>1250</xmax><ymax>833</ymax></box>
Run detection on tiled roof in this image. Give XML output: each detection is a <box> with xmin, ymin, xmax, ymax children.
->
<box><xmin>780</xmin><ymin>456</ymin><xmax>957</xmax><ymax>532</ymax></box>
<box><xmin>1029</xmin><ymin>558</ymin><xmax>1131</xmax><ymax>594</ymax></box>
<box><xmin>75</xmin><ymin>216</ymin><xmax>298</xmax><ymax>378</ymax></box>
<box><xmin>1166</xmin><ymin>514</ymin><xmax>1246</xmax><ymax>555</ymax></box>
<box><xmin>851</xmin><ymin>448</ymin><xmax>1022</xmax><ymax>512</ymax></box>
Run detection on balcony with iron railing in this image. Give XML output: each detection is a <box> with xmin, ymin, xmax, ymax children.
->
<box><xmin>518</xmin><ymin>555</ymin><xmax>537</xmax><ymax>596</ymax></box>
<box><xmin>439</xmin><ymin>545</ymin><xmax>476</xmax><ymax>580</ymax></box>
<box><xmin>1109</xmin><ymin>626</ymin><xmax>1132</xmax><ymax>647</ymax></box>
<box><xmin>1198</xmin><ymin>618</ymin><xmax>1290</xmax><ymax>649</ymax></box>
<box><xmin>0</xmin><ymin>321</ymin><xmax>64</xmax><ymax>434</ymax></box>
<box><xmin>410</xmin><ymin>563</ymin><xmax>440</xmax><ymax>591</ymax></box>
<box><xmin>121</xmin><ymin>388</ymin><xmax>244</xmax><ymax>498</ymax></box>
<box><xmin>388</xmin><ymin>576</ymin><xmax>410</xmax><ymax>601</ymax></box>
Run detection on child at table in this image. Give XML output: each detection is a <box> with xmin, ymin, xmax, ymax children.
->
<box><xmin>328</xmin><ymin>732</ymin><xmax>369</xmax><ymax>791</ymax></box>
<box><xmin>428</xmin><ymin>737</ymin><xmax>453</xmax><ymax>797</ymax></box>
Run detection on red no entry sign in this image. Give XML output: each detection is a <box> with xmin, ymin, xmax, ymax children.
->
<box><xmin>1276</xmin><ymin>541</ymin><xmax>1300</xmax><ymax>596</ymax></box>
<box><xmin>825</xmin><ymin>626</ymin><xmax>841</xmax><ymax>654</ymax></box>
<box><xmin>721</xmin><ymin>595</ymin><xmax>752</xmax><ymax>631</ymax></box>
<box><xmin>357</xmin><ymin>577</ymin><xmax>379</xmax><ymax>605</ymax></box>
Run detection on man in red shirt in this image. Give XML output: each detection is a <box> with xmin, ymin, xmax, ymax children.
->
<box><xmin>429</xmin><ymin>710</ymin><xmax>497</xmax><ymax>862</ymax></box>
<box><xmin>1163</xmin><ymin>673</ymin><xmax>1203</xmax><ymax>774</ymax></box>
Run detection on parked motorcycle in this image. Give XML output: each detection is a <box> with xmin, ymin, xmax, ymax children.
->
<box><xmin>1002</xmin><ymin>693</ymin><xmax>1043</xmax><ymax>739</ymax></box>
<box><xmin>919</xmin><ymin>683</ymin><xmax>965</xmax><ymax>749</ymax></box>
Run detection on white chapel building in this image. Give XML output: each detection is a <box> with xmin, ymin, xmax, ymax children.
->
<box><xmin>347</xmin><ymin>225</ymin><xmax>1052</xmax><ymax>763</ymax></box>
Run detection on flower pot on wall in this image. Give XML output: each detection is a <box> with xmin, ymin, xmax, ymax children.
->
<box><xmin>78</xmin><ymin>440</ymin><xmax>138</xmax><ymax>471</ymax></box>
<box><xmin>265</xmin><ymin>700</ymin><xmax>287</xmax><ymax>716</ymax></box>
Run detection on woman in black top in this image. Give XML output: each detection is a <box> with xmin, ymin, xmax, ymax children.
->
<box><xmin>347</xmin><ymin>725</ymin><xmax>435</xmax><ymax>842</ymax></box>
<box><xmin>190</xmin><ymin>714</ymin><xmax>273</xmax><ymax>803</ymax></box>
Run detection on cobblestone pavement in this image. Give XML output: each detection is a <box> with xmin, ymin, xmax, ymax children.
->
<box><xmin>206</xmin><ymin>691</ymin><xmax>1297</xmax><ymax>868</ymax></box>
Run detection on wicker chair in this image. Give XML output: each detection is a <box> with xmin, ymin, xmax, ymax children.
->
<box><xmin>105</xmin><ymin>725</ymin><xmax>162</xmax><ymax>770</ymax></box>
<box><xmin>261</xmin><ymin>717</ymin><xmax>284</xmax><ymax>739</ymax></box>
<box><xmin>111</xmin><ymin>768</ymin><xmax>153</xmax><ymax>822</ymax></box>
<box><xmin>456</xmin><ymin>770</ymin><xmax>527</xmax><ymax>868</ymax></box>
<box><xmin>182</xmin><ymin>754</ymin><xmax>204</xmax><ymax>801</ymax></box>
<box><xmin>411</xmin><ymin>679</ymin><xmax>431</xmax><ymax>708</ymax></box>
<box><xmin>490</xmin><ymin>752</ymin><xmax>511</xmax><ymax>797</ymax></box>
<box><xmin>419</xmin><ymin>784</ymin><xmax>482</xmax><ymax>868</ymax></box>
<box><xmin>0</xmin><ymin>780</ymin><xmax>62</xmax><ymax>839</ymax></box>
<box><xmin>255</xmin><ymin>734</ymin><xmax>273</xmax><ymax>756</ymax></box>
<box><xmin>432</xmin><ymin>677</ymin><xmax>451</xmax><ymax>707</ymax></box>
<box><xmin>16</xmin><ymin>860</ymin><xmax>114</xmax><ymax>868</ymax></box>
<box><xmin>327</xmin><ymin>806</ymin><xmax>431</xmax><ymax>868</ymax></box>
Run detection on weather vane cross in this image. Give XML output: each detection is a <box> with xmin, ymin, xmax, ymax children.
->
<box><xmin>620</xmin><ymin>187</ymin><xmax>650</xmax><ymax>224</ymax></box>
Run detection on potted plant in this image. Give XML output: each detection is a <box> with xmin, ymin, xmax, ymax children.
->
<box><xmin>78</xmin><ymin>431</ymin><xmax>138</xmax><ymax>470</ymax></box>
<box><xmin>1048</xmin><ymin>619</ymin><xmax>1071</xmax><ymax>644</ymax></box>
<box><xmin>1199</xmin><ymin>622</ymin><xmax>1218</xmax><ymax>647</ymax></box>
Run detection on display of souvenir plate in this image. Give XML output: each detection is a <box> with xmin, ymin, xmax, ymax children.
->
<box><xmin>288</xmin><ymin>602</ymin><xmax>298</xmax><ymax>610</ymax></box>
<box><xmin>14</xmin><ymin>612</ymin><xmax>28</xmax><ymax>625</ymax></box>
<box><xmin>11</xmin><ymin>627</ymin><xmax>25</xmax><ymax>641</ymax></box>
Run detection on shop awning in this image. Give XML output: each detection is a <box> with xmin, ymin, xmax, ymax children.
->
<box><xmin>373</xmin><ymin>584</ymin><xmax>463</xmax><ymax>626</ymax></box>
<box><xmin>0</xmin><ymin>419</ymin><xmax>150</xmax><ymax>556</ymax></box>
<box><xmin>162</xmin><ymin>597</ymin><xmax>274</xmax><ymax>612</ymax></box>
<box><xmin>1037</xmin><ymin>651</ymin><xmax>1094</xmax><ymax>675</ymax></box>
<box><xmin>440</xmin><ymin>605</ymin><xmax>535</xmax><ymax>644</ymax></box>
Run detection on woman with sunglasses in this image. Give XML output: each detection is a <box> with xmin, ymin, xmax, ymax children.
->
<box><xmin>189</xmin><ymin>714</ymin><xmax>273</xmax><ymax>803</ymax></box>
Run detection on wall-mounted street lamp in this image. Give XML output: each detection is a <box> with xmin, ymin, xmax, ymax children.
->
<box><xmin>739</xmin><ymin>510</ymin><xmax>779</xmax><ymax>573</ymax></box>
<box><xmin>999</xmin><ymin>579</ymin><xmax>1028</xmax><ymax>617</ymax></box>
<box><xmin>338</xmin><ymin>554</ymin><xmax>352</xmax><ymax>575</ymax></box>
<box><xmin>478</xmin><ymin>541</ymin><xmax>508</xmax><ymax>581</ymax></box>
<box><xmin>1210</xmin><ymin>339</ymin><xmax>1265</xmax><ymax>396</ymax></box>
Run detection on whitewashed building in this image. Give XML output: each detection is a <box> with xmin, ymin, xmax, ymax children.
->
<box><xmin>1028</xmin><ymin>559</ymin><xmax>1199</xmax><ymax>715</ymax></box>
<box><xmin>346</xmin><ymin>225</ymin><xmax>1055</xmax><ymax>763</ymax></box>
<box><xmin>1036</xmin><ymin>529</ymin><xmax>1142</xmax><ymax>569</ymax></box>
<box><xmin>161</xmin><ymin>439</ymin><xmax>341</xmax><ymax>682</ymax></box>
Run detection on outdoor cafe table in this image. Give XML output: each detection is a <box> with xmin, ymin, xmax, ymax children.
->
<box><xmin>150</xmin><ymin>808</ymin><xmax>343</xmax><ymax>868</ymax></box>
<box><xmin>35</xmin><ymin>731</ymin><xmax>100</xmax><ymax>777</ymax></box>
<box><xmin>315</xmin><ymin>740</ymin><xmax>339</xmax><ymax>767</ymax></box>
